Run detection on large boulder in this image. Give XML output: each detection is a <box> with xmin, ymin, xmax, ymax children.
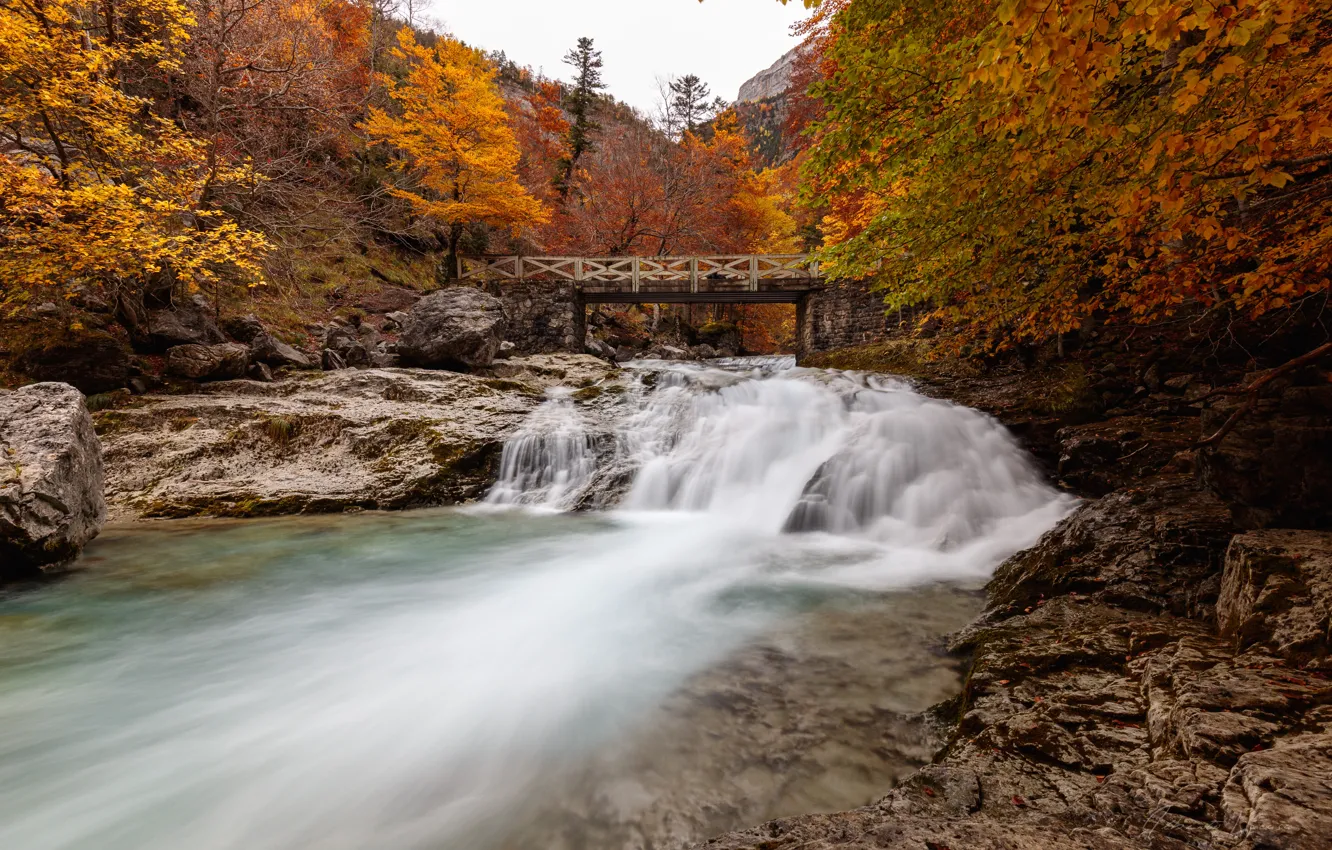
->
<box><xmin>138</xmin><ymin>294</ymin><xmax>227</xmax><ymax>352</ymax></box>
<box><xmin>398</xmin><ymin>287</ymin><xmax>509</xmax><ymax>371</ymax></box>
<box><xmin>166</xmin><ymin>343</ymin><xmax>249</xmax><ymax>381</ymax></box>
<box><xmin>16</xmin><ymin>331</ymin><xmax>130</xmax><ymax>395</ymax></box>
<box><xmin>250</xmin><ymin>331</ymin><xmax>314</xmax><ymax>369</ymax></box>
<box><xmin>0</xmin><ymin>383</ymin><xmax>106</xmax><ymax>580</ymax></box>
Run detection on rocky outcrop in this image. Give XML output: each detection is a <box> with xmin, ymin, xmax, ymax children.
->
<box><xmin>738</xmin><ymin>47</ymin><xmax>799</xmax><ymax>103</ymax></box>
<box><xmin>1219</xmin><ymin>530</ymin><xmax>1332</xmax><ymax>666</ymax></box>
<box><xmin>398</xmin><ymin>286</ymin><xmax>509</xmax><ymax>370</ymax></box>
<box><xmin>698</xmin><ymin>476</ymin><xmax>1332</xmax><ymax>850</ymax></box>
<box><xmin>93</xmin><ymin>355</ymin><xmax>622</xmax><ymax>520</ymax></box>
<box><xmin>166</xmin><ymin>343</ymin><xmax>250</xmax><ymax>381</ymax></box>
<box><xmin>16</xmin><ymin>331</ymin><xmax>131</xmax><ymax>395</ymax></box>
<box><xmin>0</xmin><ymin>383</ymin><xmax>107</xmax><ymax>580</ymax></box>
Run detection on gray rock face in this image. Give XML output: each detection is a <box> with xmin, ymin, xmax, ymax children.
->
<box><xmin>166</xmin><ymin>343</ymin><xmax>249</xmax><ymax>381</ymax></box>
<box><xmin>737</xmin><ymin>46</ymin><xmax>799</xmax><ymax>103</ymax></box>
<box><xmin>0</xmin><ymin>383</ymin><xmax>106</xmax><ymax>579</ymax></box>
<box><xmin>398</xmin><ymin>287</ymin><xmax>508</xmax><ymax>371</ymax></box>
<box><xmin>16</xmin><ymin>332</ymin><xmax>130</xmax><ymax>395</ymax></box>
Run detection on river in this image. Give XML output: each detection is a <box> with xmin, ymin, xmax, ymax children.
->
<box><xmin>0</xmin><ymin>357</ymin><xmax>1073</xmax><ymax>850</ymax></box>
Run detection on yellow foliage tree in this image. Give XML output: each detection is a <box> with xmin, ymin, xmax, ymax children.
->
<box><xmin>363</xmin><ymin>29</ymin><xmax>549</xmax><ymax>278</ymax></box>
<box><xmin>0</xmin><ymin>0</ymin><xmax>268</xmax><ymax>312</ymax></box>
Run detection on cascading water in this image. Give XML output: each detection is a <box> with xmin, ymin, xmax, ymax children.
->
<box><xmin>0</xmin><ymin>357</ymin><xmax>1074</xmax><ymax>850</ymax></box>
<box><xmin>484</xmin><ymin>388</ymin><xmax>598</xmax><ymax>509</ymax></box>
<box><xmin>490</xmin><ymin>356</ymin><xmax>1072</xmax><ymax>585</ymax></box>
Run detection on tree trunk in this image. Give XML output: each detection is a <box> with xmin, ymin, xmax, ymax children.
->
<box><xmin>444</xmin><ymin>223</ymin><xmax>463</xmax><ymax>281</ymax></box>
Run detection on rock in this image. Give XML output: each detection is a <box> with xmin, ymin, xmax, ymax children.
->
<box><xmin>585</xmin><ymin>338</ymin><xmax>616</xmax><ymax>360</ymax></box>
<box><xmin>659</xmin><ymin>345</ymin><xmax>688</xmax><ymax>360</ymax></box>
<box><xmin>33</xmin><ymin>301</ymin><xmax>60</xmax><ymax>317</ymax></box>
<box><xmin>342</xmin><ymin>343</ymin><xmax>370</xmax><ymax>368</ymax></box>
<box><xmin>1055</xmin><ymin>415</ymin><xmax>1196</xmax><ymax>496</ymax></box>
<box><xmin>496</xmin><ymin>341</ymin><xmax>517</xmax><ymax>360</ymax></box>
<box><xmin>246</xmin><ymin>362</ymin><xmax>274</xmax><ymax>383</ymax></box>
<box><xmin>166</xmin><ymin>343</ymin><xmax>249</xmax><ymax>381</ymax></box>
<box><xmin>383</xmin><ymin>310</ymin><xmax>410</xmax><ymax>331</ymax></box>
<box><xmin>221</xmin><ymin>314</ymin><xmax>266</xmax><ymax>344</ymax></box>
<box><xmin>139</xmin><ymin>295</ymin><xmax>227</xmax><ymax>352</ymax></box>
<box><xmin>368</xmin><ymin>352</ymin><xmax>401</xmax><ymax>369</ymax></box>
<box><xmin>0</xmin><ymin>383</ymin><xmax>106</xmax><ymax>580</ymax></box>
<box><xmin>614</xmin><ymin>346</ymin><xmax>637</xmax><ymax>363</ymax></box>
<box><xmin>92</xmin><ymin>364</ymin><xmax>566</xmax><ymax>520</ymax></box>
<box><xmin>1218</xmin><ymin>530</ymin><xmax>1332</xmax><ymax>665</ymax></box>
<box><xmin>250</xmin><ymin>332</ymin><xmax>314</xmax><ymax>369</ymax></box>
<box><xmin>1198</xmin><ymin>372</ymin><xmax>1332</xmax><ymax>528</ymax></box>
<box><xmin>321</xmin><ymin>349</ymin><xmax>347</xmax><ymax>371</ymax></box>
<box><xmin>398</xmin><ymin>287</ymin><xmax>508</xmax><ymax>371</ymax></box>
<box><xmin>695</xmin><ymin>343</ymin><xmax>718</xmax><ymax>360</ymax></box>
<box><xmin>323</xmin><ymin>322</ymin><xmax>360</xmax><ymax>355</ymax></box>
<box><xmin>1221</xmin><ymin>732</ymin><xmax>1332</xmax><ymax>850</ymax></box>
<box><xmin>16</xmin><ymin>331</ymin><xmax>131</xmax><ymax>395</ymax></box>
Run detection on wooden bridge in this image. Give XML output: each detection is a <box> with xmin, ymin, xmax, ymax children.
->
<box><xmin>459</xmin><ymin>255</ymin><xmax>823</xmax><ymax>303</ymax></box>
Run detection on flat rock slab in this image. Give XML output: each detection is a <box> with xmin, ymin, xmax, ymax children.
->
<box><xmin>94</xmin><ymin>357</ymin><xmax>623</xmax><ymax>521</ymax></box>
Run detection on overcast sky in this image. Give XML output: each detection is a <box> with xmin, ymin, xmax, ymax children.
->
<box><xmin>426</xmin><ymin>0</ymin><xmax>808</xmax><ymax>114</ymax></box>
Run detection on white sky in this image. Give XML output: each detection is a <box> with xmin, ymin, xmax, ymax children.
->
<box><xmin>426</xmin><ymin>0</ymin><xmax>808</xmax><ymax>114</ymax></box>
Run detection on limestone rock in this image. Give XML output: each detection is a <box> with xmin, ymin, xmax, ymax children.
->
<box><xmin>166</xmin><ymin>343</ymin><xmax>249</xmax><ymax>381</ymax></box>
<box><xmin>321</xmin><ymin>349</ymin><xmax>347</xmax><ymax>371</ymax></box>
<box><xmin>16</xmin><ymin>331</ymin><xmax>130</xmax><ymax>395</ymax></box>
<box><xmin>0</xmin><ymin>383</ymin><xmax>106</xmax><ymax>579</ymax></box>
<box><xmin>1218</xmin><ymin>530</ymin><xmax>1332</xmax><ymax>665</ymax></box>
<box><xmin>398</xmin><ymin>287</ymin><xmax>508</xmax><ymax>371</ymax></box>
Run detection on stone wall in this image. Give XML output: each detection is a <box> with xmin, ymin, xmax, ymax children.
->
<box><xmin>485</xmin><ymin>280</ymin><xmax>585</xmax><ymax>355</ymax></box>
<box><xmin>797</xmin><ymin>280</ymin><xmax>896</xmax><ymax>356</ymax></box>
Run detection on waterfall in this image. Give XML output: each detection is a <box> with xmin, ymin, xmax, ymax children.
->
<box><xmin>485</xmin><ymin>389</ymin><xmax>598</xmax><ymax>510</ymax></box>
<box><xmin>487</xmin><ymin>357</ymin><xmax>1073</xmax><ymax>580</ymax></box>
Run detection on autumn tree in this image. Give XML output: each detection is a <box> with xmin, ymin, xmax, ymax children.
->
<box><xmin>795</xmin><ymin>0</ymin><xmax>1332</xmax><ymax>352</ymax></box>
<box><xmin>558</xmin><ymin>37</ymin><xmax>605</xmax><ymax>196</ymax></box>
<box><xmin>0</xmin><ymin>0</ymin><xmax>268</xmax><ymax>310</ymax></box>
<box><xmin>364</xmin><ymin>29</ymin><xmax>548</xmax><ymax>278</ymax></box>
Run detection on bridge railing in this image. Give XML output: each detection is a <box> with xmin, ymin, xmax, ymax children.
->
<box><xmin>458</xmin><ymin>255</ymin><xmax>820</xmax><ymax>292</ymax></box>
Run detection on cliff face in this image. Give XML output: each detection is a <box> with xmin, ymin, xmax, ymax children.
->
<box><xmin>737</xmin><ymin>48</ymin><xmax>800</xmax><ymax>103</ymax></box>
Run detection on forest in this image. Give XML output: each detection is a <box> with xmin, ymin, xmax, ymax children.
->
<box><xmin>1</xmin><ymin>0</ymin><xmax>1329</xmax><ymax>356</ymax></box>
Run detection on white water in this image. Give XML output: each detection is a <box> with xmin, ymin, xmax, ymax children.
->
<box><xmin>0</xmin><ymin>357</ymin><xmax>1074</xmax><ymax>850</ymax></box>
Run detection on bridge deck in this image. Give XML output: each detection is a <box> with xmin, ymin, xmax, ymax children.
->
<box><xmin>460</xmin><ymin>255</ymin><xmax>821</xmax><ymax>302</ymax></box>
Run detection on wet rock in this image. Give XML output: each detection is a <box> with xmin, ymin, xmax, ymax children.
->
<box><xmin>398</xmin><ymin>287</ymin><xmax>508</xmax><ymax>371</ymax></box>
<box><xmin>0</xmin><ymin>383</ymin><xmax>106</xmax><ymax>580</ymax></box>
<box><xmin>16</xmin><ymin>331</ymin><xmax>130</xmax><ymax>395</ymax></box>
<box><xmin>166</xmin><ymin>343</ymin><xmax>250</xmax><ymax>381</ymax></box>
<box><xmin>987</xmin><ymin>475</ymin><xmax>1235</xmax><ymax>619</ymax></box>
<box><xmin>694</xmin><ymin>343</ymin><xmax>718</xmax><ymax>360</ymax></box>
<box><xmin>1218</xmin><ymin>530</ymin><xmax>1332</xmax><ymax>665</ymax></box>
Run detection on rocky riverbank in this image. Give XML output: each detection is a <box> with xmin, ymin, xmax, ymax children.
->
<box><xmin>92</xmin><ymin>354</ymin><xmax>623</xmax><ymax>521</ymax></box>
<box><xmin>696</xmin><ymin>345</ymin><xmax>1332</xmax><ymax>850</ymax></box>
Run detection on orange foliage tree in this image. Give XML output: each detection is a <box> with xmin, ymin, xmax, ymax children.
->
<box><xmin>364</xmin><ymin>29</ymin><xmax>548</xmax><ymax>278</ymax></box>
<box><xmin>793</xmin><ymin>0</ymin><xmax>1332</xmax><ymax>351</ymax></box>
